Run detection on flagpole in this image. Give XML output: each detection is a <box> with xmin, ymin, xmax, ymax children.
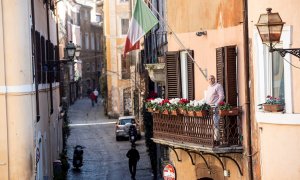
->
<box><xmin>146</xmin><ymin>0</ymin><xmax>208</xmax><ymax>80</ymax></box>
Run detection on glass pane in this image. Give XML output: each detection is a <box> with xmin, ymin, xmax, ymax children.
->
<box><xmin>121</xmin><ymin>19</ymin><xmax>129</xmax><ymax>35</ymax></box>
<box><xmin>272</xmin><ymin>51</ymin><xmax>285</xmax><ymax>102</ymax></box>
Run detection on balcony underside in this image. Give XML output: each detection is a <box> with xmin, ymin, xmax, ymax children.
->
<box><xmin>152</xmin><ymin>112</ymin><xmax>243</xmax><ymax>154</ymax></box>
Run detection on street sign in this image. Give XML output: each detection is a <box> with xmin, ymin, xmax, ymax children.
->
<box><xmin>163</xmin><ymin>163</ymin><xmax>176</xmax><ymax>180</ymax></box>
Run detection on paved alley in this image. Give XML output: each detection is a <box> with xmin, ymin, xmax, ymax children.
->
<box><xmin>66</xmin><ymin>98</ymin><xmax>153</xmax><ymax>180</ymax></box>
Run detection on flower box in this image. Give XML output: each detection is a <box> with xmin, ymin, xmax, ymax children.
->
<box><xmin>152</xmin><ymin>110</ymin><xmax>160</xmax><ymax>113</ymax></box>
<box><xmin>177</xmin><ymin>108</ymin><xmax>186</xmax><ymax>115</ymax></box>
<box><xmin>219</xmin><ymin>108</ymin><xmax>239</xmax><ymax>117</ymax></box>
<box><xmin>194</xmin><ymin>110</ymin><xmax>209</xmax><ymax>117</ymax></box>
<box><xmin>162</xmin><ymin>110</ymin><xmax>169</xmax><ymax>115</ymax></box>
<box><xmin>147</xmin><ymin>108</ymin><xmax>153</xmax><ymax>112</ymax></box>
<box><xmin>170</xmin><ymin>110</ymin><xmax>177</xmax><ymax>116</ymax></box>
<box><xmin>187</xmin><ymin>110</ymin><xmax>195</xmax><ymax>117</ymax></box>
<box><xmin>263</xmin><ymin>104</ymin><xmax>284</xmax><ymax>112</ymax></box>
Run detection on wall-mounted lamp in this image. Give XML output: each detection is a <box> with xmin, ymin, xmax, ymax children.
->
<box><xmin>196</xmin><ymin>31</ymin><xmax>207</xmax><ymax>36</ymax></box>
<box><xmin>255</xmin><ymin>8</ymin><xmax>300</xmax><ymax>58</ymax></box>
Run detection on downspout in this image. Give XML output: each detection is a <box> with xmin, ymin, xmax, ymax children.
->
<box><xmin>243</xmin><ymin>0</ymin><xmax>253</xmax><ymax>179</ymax></box>
<box><xmin>46</xmin><ymin>1</ymin><xmax>54</xmax><ymax>114</ymax></box>
<box><xmin>31</xmin><ymin>0</ymin><xmax>40</xmax><ymax>122</ymax></box>
<box><xmin>154</xmin><ymin>0</ymin><xmax>159</xmax><ymax>58</ymax></box>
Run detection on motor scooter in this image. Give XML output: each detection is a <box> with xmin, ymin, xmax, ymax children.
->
<box><xmin>128</xmin><ymin>125</ymin><xmax>137</xmax><ymax>145</ymax></box>
<box><xmin>73</xmin><ymin>145</ymin><xmax>84</xmax><ymax>169</ymax></box>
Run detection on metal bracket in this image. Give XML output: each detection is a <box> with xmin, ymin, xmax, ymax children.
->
<box><xmin>271</xmin><ymin>47</ymin><xmax>300</xmax><ymax>58</ymax></box>
<box><xmin>169</xmin><ymin>147</ymin><xmax>182</xmax><ymax>162</ymax></box>
<box><xmin>219</xmin><ymin>155</ymin><xmax>243</xmax><ymax>176</ymax></box>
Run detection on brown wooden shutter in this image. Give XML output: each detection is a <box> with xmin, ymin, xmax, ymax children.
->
<box><xmin>187</xmin><ymin>50</ymin><xmax>195</xmax><ymax>100</ymax></box>
<box><xmin>41</xmin><ymin>36</ymin><xmax>46</xmax><ymax>83</ymax></box>
<box><xmin>225</xmin><ymin>46</ymin><xmax>237</xmax><ymax>106</ymax></box>
<box><xmin>216</xmin><ymin>47</ymin><xmax>225</xmax><ymax>88</ymax></box>
<box><xmin>35</xmin><ymin>31</ymin><xmax>42</xmax><ymax>84</ymax></box>
<box><xmin>166</xmin><ymin>51</ymin><xmax>181</xmax><ymax>98</ymax></box>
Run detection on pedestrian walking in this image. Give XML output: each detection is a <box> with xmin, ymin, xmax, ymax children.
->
<box><xmin>126</xmin><ymin>144</ymin><xmax>140</xmax><ymax>180</ymax></box>
<box><xmin>89</xmin><ymin>92</ymin><xmax>96</xmax><ymax>107</ymax></box>
<box><xmin>93</xmin><ymin>89</ymin><xmax>99</xmax><ymax>104</ymax></box>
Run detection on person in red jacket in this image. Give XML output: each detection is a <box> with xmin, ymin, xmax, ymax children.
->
<box><xmin>89</xmin><ymin>92</ymin><xmax>96</xmax><ymax>107</ymax></box>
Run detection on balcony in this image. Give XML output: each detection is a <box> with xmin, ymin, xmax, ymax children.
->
<box><xmin>151</xmin><ymin>111</ymin><xmax>243</xmax><ymax>154</ymax></box>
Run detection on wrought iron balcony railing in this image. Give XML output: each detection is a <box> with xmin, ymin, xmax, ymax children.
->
<box><xmin>152</xmin><ymin>111</ymin><xmax>243</xmax><ymax>153</ymax></box>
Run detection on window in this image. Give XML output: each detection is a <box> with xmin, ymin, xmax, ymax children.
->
<box><xmin>86</xmin><ymin>63</ymin><xmax>90</xmax><ymax>72</ymax></box>
<box><xmin>120</xmin><ymin>0</ymin><xmax>129</xmax><ymax>2</ymax></box>
<box><xmin>85</xmin><ymin>9</ymin><xmax>89</xmax><ymax>20</ymax></box>
<box><xmin>165</xmin><ymin>51</ymin><xmax>194</xmax><ymax>99</ymax></box>
<box><xmin>121</xmin><ymin>19</ymin><xmax>129</xmax><ymax>35</ymax></box>
<box><xmin>272</xmin><ymin>51</ymin><xmax>285</xmax><ymax>100</ymax></box>
<box><xmin>91</xmin><ymin>33</ymin><xmax>95</xmax><ymax>50</ymax></box>
<box><xmin>85</xmin><ymin>33</ymin><xmax>89</xmax><ymax>49</ymax></box>
<box><xmin>96</xmin><ymin>34</ymin><xmax>100</xmax><ymax>51</ymax></box>
<box><xmin>254</xmin><ymin>26</ymin><xmax>292</xmax><ymax>113</ymax></box>
<box><xmin>121</xmin><ymin>55</ymin><xmax>130</xmax><ymax>79</ymax></box>
<box><xmin>92</xmin><ymin>63</ymin><xmax>95</xmax><ymax>72</ymax></box>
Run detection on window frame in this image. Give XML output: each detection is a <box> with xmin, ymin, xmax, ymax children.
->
<box><xmin>254</xmin><ymin>26</ymin><xmax>293</xmax><ymax>114</ymax></box>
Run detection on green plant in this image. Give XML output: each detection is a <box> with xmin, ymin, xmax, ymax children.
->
<box><xmin>264</xmin><ymin>95</ymin><xmax>284</xmax><ymax>105</ymax></box>
<box><xmin>218</xmin><ymin>101</ymin><xmax>232</xmax><ymax>110</ymax></box>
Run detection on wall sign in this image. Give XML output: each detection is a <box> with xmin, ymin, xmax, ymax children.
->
<box><xmin>163</xmin><ymin>163</ymin><xmax>176</xmax><ymax>180</ymax></box>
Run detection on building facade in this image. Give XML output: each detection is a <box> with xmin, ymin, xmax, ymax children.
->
<box><xmin>103</xmin><ymin>0</ymin><xmax>135</xmax><ymax>117</ymax></box>
<box><xmin>0</xmin><ymin>0</ymin><xmax>63</xmax><ymax>179</ymax></box>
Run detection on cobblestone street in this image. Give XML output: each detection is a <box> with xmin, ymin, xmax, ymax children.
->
<box><xmin>66</xmin><ymin>98</ymin><xmax>153</xmax><ymax>180</ymax></box>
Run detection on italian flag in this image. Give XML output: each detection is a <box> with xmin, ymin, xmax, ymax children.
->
<box><xmin>124</xmin><ymin>0</ymin><xmax>158</xmax><ymax>56</ymax></box>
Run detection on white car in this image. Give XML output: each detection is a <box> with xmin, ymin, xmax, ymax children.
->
<box><xmin>115</xmin><ymin>116</ymin><xmax>141</xmax><ymax>141</ymax></box>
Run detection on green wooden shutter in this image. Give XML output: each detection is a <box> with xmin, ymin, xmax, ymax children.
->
<box><xmin>225</xmin><ymin>46</ymin><xmax>237</xmax><ymax>106</ymax></box>
<box><xmin>187</xmin><ymin>50</ymin><xmax>195</xmax><ymax>100</ymax></box>
<box><xmin>166</xmin><ymin>51</ymin><xmax>181</xmax><ymax>98</ymax></box>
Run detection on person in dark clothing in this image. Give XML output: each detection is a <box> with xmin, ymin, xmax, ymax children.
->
<box><xmin>126</xmin><ymin>145</ymin><xmax>140</xmax><ymax>179</ymax></box>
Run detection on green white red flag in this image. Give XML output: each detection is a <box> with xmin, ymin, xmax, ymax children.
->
<box><xmin>124</xmin><ymin>0</ymin><xmax>158</xmax><ymax>56</ymax></box>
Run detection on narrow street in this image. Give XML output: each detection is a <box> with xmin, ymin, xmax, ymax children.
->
<box><xmin>66</xmin><ymin>98</ymin><xmax>153</xmax><ymax>180</ymax></box>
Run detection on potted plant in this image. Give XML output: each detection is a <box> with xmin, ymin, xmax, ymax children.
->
<box><xmin>177</xmin><ymin>98</ymin><xmax>189</xmax><ymax>115</ymax></box>
<box><xmin>159</xmin><ymin>99</ymin><xmax>171</xmax><ymax>115</ymax></box>
<box><xmin>218</xmin><ymin>101</ymin><xmax>239</xmax><ymax>116</ymax></box>
<box><xmin>193</xmin><ymin>100</ymin><xmax>211</xmax><ymax>117</ymax></box>
<box><xmin>260</xmin><ymin>95</ymin><xmax>284</xmax><ymax>112</ymax></box>
<box><xmin>185</xmin><ymin>101</ymin><xmax>195</xmax><ymax>117</ymax></box>
<box><xmin>169</xmin><ymin>98</ymin><xmax>180</xmax><ymax>116</ymax></box>
<box><xmin>145</xmin><ymin>98</ymin><xmax>163</xmax><ymax>113</ymax></box>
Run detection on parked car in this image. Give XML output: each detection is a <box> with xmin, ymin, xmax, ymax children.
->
<box><xmin>115</xmin><ymin>116</ymin><xmax>141</xmax><ymax>141</ymax></box>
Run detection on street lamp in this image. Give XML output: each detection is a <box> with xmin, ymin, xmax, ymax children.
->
<box><xmin>66</xmin><ymin>41</ymin><xmax>76</xmax><ymax>60</ymax></box>
<box><xmin>255</xmin><ymin>8</ymin><xmax>300</xmax><ymax>58</ymax></box>
<box><xmin>75</xmin><ymin>45</ymin><xmax>81</xmax><ymax>59</ymax></box>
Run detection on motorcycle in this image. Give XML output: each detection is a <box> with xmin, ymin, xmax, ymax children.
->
<box><xmin>73</xmin><ymin>145</ymin><xmax>84</xmax><ymax>169</ymax></box>
<box><xmin>128</xmin><ymin>125</ymin><xmax>138</xmax><ymax>145</ymax></box>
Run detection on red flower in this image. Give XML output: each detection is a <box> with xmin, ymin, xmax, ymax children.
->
<box><xmin>179</xmin><ymin>98</ymin><xmax>189</xmax><ymax>104</ymax></box>
<box><xmin>146</xmin><ymin>98</ymin><xmax>155</xmax><ymax>102</ymax></box>
<box><xmin>218</xmin><ymin>101</ymin><xmax>225</xmax><ymax>106</ymax></box>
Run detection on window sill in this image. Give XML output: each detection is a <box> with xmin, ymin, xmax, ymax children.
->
<box><xmin>256</xmin><ymin>111</ymin><xmax>300</xmax><ymax>125</ymax></box>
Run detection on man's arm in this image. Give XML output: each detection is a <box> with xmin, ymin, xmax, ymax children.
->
<box><xmin>215</xmin><ymin>84</ymin><xmax>225</xmax><ymax>106</ymax></box>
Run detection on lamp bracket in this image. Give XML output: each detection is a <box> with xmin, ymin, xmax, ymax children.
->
<box><xmin>271</xmin><ymin>47</ymin><xmax>300</xmax><ymax>58</ymax></box>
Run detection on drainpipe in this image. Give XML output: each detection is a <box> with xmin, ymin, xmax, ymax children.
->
<box><xmin>243</xmin><ymin>0</ymin><xmax>253</xmax><ymax>179</ymax></box>
<box><xmin>31</xmin><ymin>0</ymin><xmax>40</xmax><ymax>122</ymax></box>
<box><xmin>46</xmin><ymin>0</ymin><xmax>54</xmax><ymax>114</ymax></box>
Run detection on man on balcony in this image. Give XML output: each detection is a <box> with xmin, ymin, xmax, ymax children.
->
<box><xmin>204</xmin><ymin>75</ymin><xmax>224</xmax><ymax>145</ymax></box>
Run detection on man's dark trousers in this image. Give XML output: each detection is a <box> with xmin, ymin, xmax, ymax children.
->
<box><xmin>129</xmin><ymin>159</ymin><xmax>137</xmax><ymax>179</ymax></box>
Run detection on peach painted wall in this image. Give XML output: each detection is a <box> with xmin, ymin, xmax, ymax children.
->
<box><xmin>258</xmin><ymin>123</ymin><xmax>300</xmax><ymax>179</ymax></box>
<box><xmin>170</xmin><ymin>149</ymin><xmax>243</xmax><ymax>180</ymax></box>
